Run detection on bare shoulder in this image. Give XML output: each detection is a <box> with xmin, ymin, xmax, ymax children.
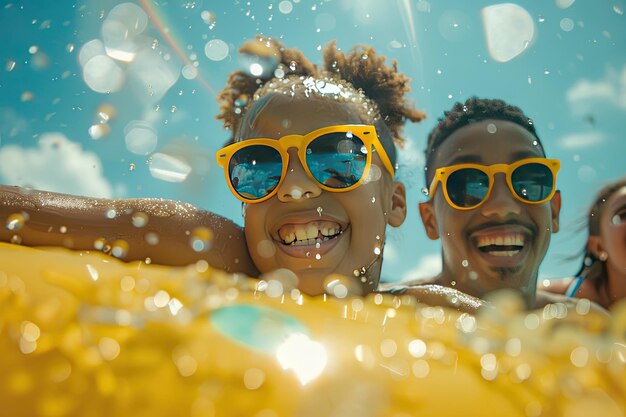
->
<box><xmin>535</xmin><ymin>290</ymin><xmax>609</xmax><ymax>317</ymax></box>
<box><xmin>379</xmin><ymin>276</ymin><xmax>439</xmax><ymax>291</ymax></box>
<box><xmin>537</xmin><ymin>277</ymin><xmax>574</xmax><ymax>294</ymax></box>
<box><xmin>379</xmin><ymin>282</ymin><xmax>486</xmax><ymax>314</ymax></box>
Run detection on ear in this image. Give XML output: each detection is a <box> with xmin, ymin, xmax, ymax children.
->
<box><xmin>387</xmin><ymin>181</ymin><xmax>407</xmax><ymax>227</ymax></box>
<box><xmin>550</xmin><ymin>190</ymin><xmax>562</xmax><ymax>233</ymax></box>
<box><xmin>586</xmin><ymin>235</ymin><xmax>605</xmax><ymax>258</ymax></box>
<box><xmin>419</xmin><ymin>201</ymin><xmax>440</xmax><ymax>240</ymax></box>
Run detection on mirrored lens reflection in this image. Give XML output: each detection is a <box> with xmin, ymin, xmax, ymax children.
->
<box><xmin>511</xmin><ymin>163</ymin><xmax>553</xmax><ymax>202</ymax></box>
<box><xmin>306</xmin><ymin>132</ymin><xmax>367</xmax><ymax>188</ymax></box>
<box><xmin>229</xmin><ymin>145</ymin><xmax>282</xmax><ymax>200</ymax></box>
<box><xmin>447</xmin><ymin>168</ymin><xmax>489</xmax><ymax>208</ymax></box>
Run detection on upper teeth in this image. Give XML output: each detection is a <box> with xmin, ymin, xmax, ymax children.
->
<box><xmin>279</xmin><ymin>221</ymin><xmax>341</xmax><ymax>245</ymax></box>
<box><xmin>476</xmin><ymin>234</ymin><xmax>525</xmax><ymax>248</ymax></box>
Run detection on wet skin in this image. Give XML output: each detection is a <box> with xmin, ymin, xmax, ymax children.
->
<box><xmin>419</xmin><ymin>120</ymin><xmax>561</xmax><ymax>307</ymax></box>
<box><xmin>238</xmin><ymin>94</ymin><xmax>407</xmax><ymax>296</ymax></box>
<box><xmin>587</xmin><ymin>185</ymin><xmax>626</xmax><ymax>306</ymax></box>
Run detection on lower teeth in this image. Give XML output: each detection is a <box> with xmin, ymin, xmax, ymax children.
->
<box><xmin>289</xmin><ymin>236</ymin><xmax>332</xmax><ymax>246</ymax></box>
<box><xmin>487</xmin><ymin>250</ymin><xmax>520</xmax><ymax>257</ymax></box>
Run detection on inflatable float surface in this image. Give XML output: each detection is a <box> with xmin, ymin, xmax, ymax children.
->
<box><xmin>1</xmin><ymin>242</ymin><xmax>625</xmax><ymax>417</ymax></box>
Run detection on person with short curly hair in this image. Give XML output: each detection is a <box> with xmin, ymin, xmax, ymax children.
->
<box><xmin>212</xmin><ymin>36</ymin><xmax>425</xmax><ymax>296</ymax></box>
<box><xmin>412</xmin><ymin>97</ymin><xmax>564</xmax><ymax>308</ymax></box>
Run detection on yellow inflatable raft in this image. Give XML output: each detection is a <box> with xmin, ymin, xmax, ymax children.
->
<box><xmin>0</xmin><ymin>243</ymin><xmax>624</xmax><ymax>417</ymax></box>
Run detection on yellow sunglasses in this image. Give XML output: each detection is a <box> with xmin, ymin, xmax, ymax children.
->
<box><xmin>216</xmin><ymin>124</ymin><xmax>394</xmax><ymax>204</ymax></box>
<box><xmin>428</xmin><ymin>157</ymin><xmax>560</xmax><ymax>210</ymax></box>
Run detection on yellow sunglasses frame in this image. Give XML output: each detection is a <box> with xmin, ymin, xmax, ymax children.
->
<box><xmin>215</xmin><ymin>124</ymin><xmax>395</xmax><ymax>204</ymax></box>
<box><xmin>428</xmin><ymin>157</ymin><xmax>560</xmax><ymax>210</ymax></box>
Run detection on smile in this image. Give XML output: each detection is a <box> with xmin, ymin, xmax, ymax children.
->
<box><xmin>475</xmin><ymin>233</ymin><xmax>525</xmax><ymax>257</ymax></box>
<box><xmin>469</xmin><ymin>224</ymin><xmax>534</xmax><ymax>268</ymax></box>
<box><xmin>278</xmin><ymin>221</ymin><xmax>343</xmax><ymax>246</ymax></box>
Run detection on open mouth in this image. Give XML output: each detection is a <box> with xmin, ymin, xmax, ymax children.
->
<box><xmin>277</xmin><ymin>220</ymin><xmax>343</xmax><ymax>247</ymax></box>
<box><xmin>474</xmin><ymin>233</ymin><xmax>526</xmax><ymax>257</ymax></box>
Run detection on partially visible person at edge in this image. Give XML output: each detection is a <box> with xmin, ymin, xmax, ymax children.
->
<box><xmin>541</xmin><ymin>178</ymin><xmax>626</xmax><ymax>310</ymax></box>
<box><xmin>383</xmin><ymin>97</ymin><xmax>593</xmax><ymax>310</ymax></box>
<box><xmin>0</xmin><ymin>38</ymin><xmax>483</xmax><ymax>311</ymax></box>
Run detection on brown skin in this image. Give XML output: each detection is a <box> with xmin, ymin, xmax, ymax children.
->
<box><xmin>238</xmin><ymin>94</ymin><xmax>407</xmax><ymax>296</ymax></box>
<box><xmin>0</xmin><ymin>185</ymin><xmax>258</xmax><ymax>276</ymax></box>
<box><xmin>417</xmin><ymin>120</ymin><xmax>562</xmax><ymax>309</ymax></box>
<box><xmin>541</xmin><ymin>185</ymin><xmax>626</xmax><ymax>309</ymax></box>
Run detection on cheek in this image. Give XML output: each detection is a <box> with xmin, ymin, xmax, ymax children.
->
<box><xmin>243</xmin><ymin>206</ymin><xmax>269</xmax><ymax>245</ymax></box>
<box><xmin>605</xmin><ymin>228</ymin><xmax>626</xmax><ymax>259</ymax></box>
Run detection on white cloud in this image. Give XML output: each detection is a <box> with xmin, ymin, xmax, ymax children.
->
<box><xmin>566</xmin><ymin>65</ymin><xmax>626</xmax><ymax>113</ymax></box>
<box><xmin>402</xmin><ymin>253</ymin><xmax>441</xmax><ymax>281</ymax></box>
<box><xmin>0</xmin><ymin>132</ymin><xmax>113</xmax><ymax>198</ymax></box>
<box><xmin>557</xmin><ymin>131</ymin><xmax>605</xmax><ymax>149</ymax></box>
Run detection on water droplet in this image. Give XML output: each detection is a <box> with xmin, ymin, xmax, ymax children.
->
<box><xmin>149</xmin><ymin>153</ymin><xmax>192</xmax><ymax>183</ymax></box>
<box><xmin>315</xmin><ymin>253</ymin><xmax>321</xmax><ymax>260</ymax></box>
<box><xmin>170</xmin><ymin>105</ymin><xmax>177</xmax><ymax>113</ymax></box>
<box><xmin>278</xmin><ymin>0</ymin><xmax>293</xmax><ymax>14</ymax></box>
<box><xmin>111</xmin><ymin>240</ymin><xmax>129</xmax><ymax>258</ymax></box>
<box><xmin>451</xmin><ymin>280</ymin><xmax>456</xmax><ymax>286</ymax></box>
<box><xmin>487</xmin><ymin>123</ymin><xmax>497</xmax><ymax>134</ymax></box>
<box><xmin>129</xmin><ymin>162</ymin><xmax>136</xmax><ymax>171</ymax></box>
<box><xmin>10</xmin><ymin>234</ymin><xmax>22</xmax><ymax>244</ymax></box>
<box><xmin>421</xmin><ymin>187</ymin><xmax>429</xmax><ymax>197</ymax></box>
<box><xmin>315</xmin><ymin>242</ymin><xmax>321</xmax><ymax>249</ymax></box>
<box><xmin>612</xmin><ymin>214</ymin><xmax>622</xmax><ymax>225</ymax></box>
<box><xmin>462</xmin><ymin>259</ymin><xmax>469</xmax><ymax>267</ymax></box>
<box><xmin>371</xmin><ymin>197</ymin><xmax>376</xmax><ymax>203</ymax></box>
<box><xmin>560</xmin><ymin>17</ymin><xmax>574</xmax><ymax>32</ymax></box>
<box><xmin>290</xmin><ymin>188</ymin><xmax>303</xmax><ymax>199</ymax></box>
<box><xmin>317</xmin><ymin>206</ymin><xmax>323</xmax><ymax>216</ymax></box>
<box><xmin>204</xmin><ymin>39</ymin><xmax>229</xmax><ymax>61</ymax></box>
<box><xmin>361</xmin><ymin>53</ymin><xmax>368</xmax><ymax>60</ymax></box>
<box><xmin>6</xmin><ymin>213</ymin><xmax>26</xmax><ymax>231</ymax></box>
<box><xmin>289</xmin><ymin>61</ymin><xmax>297</xmax><ymax>71</ymax></box>
<box><xmin>374</xmin><ymin>247</ymin><xmax>381</xmax><ymax>255</ymax></box>
<box><xmin>145</xmin><ymin>232</ymin><xmax>159</xmax><ymax>245</ymax></box>
<box><xmin>59</xmin><ymin>226</ymin><xmax>67</xmax><ymax>234</ymax></box>
<box><xmin>93</xmin><ymin>238</ymin><xmax>106</xmax><ymax>251</ymax></box>
<box><xmin>6</xmin><ymin>59</ymin><xmax>16</xmax><ymax>71</ymax></box>
<box><xmin>105</xmin><ymin>209</ymin><xmax>117</xmax><ymax>219</ymax></box>
<box><xmin>190</xmin><ymin>227</ymin><xmax>213</xmax><ymax>252</ymax></box>
<box><xmin>614</xmin><ymin>4</ymin><xmax>624</xmax><ymax>14</ymax></box>
<box><xmin>131</xmin><ymin>212</ymin><xmax>149</xmax><ymax>228</ymax></box>
<box><xmin>538</xmin><ymin>15</ymin><xmax>545</xmax><ymax>22</ymax></box>
<box><xmin>200</xmin><ymin>10</ymin><xmax>216</xmax><ymax>26</ymax></box>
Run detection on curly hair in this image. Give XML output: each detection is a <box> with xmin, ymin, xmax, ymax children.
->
<box><xmin>576</xmin><ymin>177</ymin><xmax>626</xmax><ymax>289</ymax></box>
<box><xmin>424</xmin><ymin>97</ymin><xmax>544</xmax><ymax>185</ymax></box>
<box><xmin>216</xmin><ymin>36</ymin><xmax>425</xmax><ymax>164</ymax></box>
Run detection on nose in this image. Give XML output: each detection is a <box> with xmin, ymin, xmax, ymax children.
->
<box><xmin>479</xmin><ymin>173</ymin><xmax>521</xmax><ymax>218</ymax></box>
<box><xmin>277</xmin><ymin>148</ymin><xmax>322</xmax><ymax>202</ymax></box>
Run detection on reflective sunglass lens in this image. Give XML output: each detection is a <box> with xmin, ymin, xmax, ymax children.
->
<box><xmin>306</xmin><ymin>132</ymin><xmax>367</xmax><ymax>188</ymax></box>
<box><xmin>447</xmin><ymin>168</ymin><xmax>489</xmax><ymax>208</ymax></box>
<box><xmin>511</xmin><ymin>163</ymin><xmax>553</xmax><ymax>202</ymax></box>
<box><xmin>229</xmin><ymin>145</ymin><xmax>282</xmax><ymax>200</ymax></box>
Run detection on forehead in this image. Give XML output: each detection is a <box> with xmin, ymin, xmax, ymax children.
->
<box><xmin>606</xmin><ymin>185</ymin><xmax>626</xmax><ymax>211</ymax></box>
<box><xmin>433</xmin><ymin>119</ymin><xmax>544</xmax><ymax>167</ymax></box>
<box><xmin>239</xmin><ymin>94</ymin><xmax>363</xmax><ymax>140</ymax></box>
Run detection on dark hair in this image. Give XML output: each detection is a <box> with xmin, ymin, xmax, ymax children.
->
<box><xmin>576</xmin><ymin>178</ymin><xmax>626</xmax><ymax>288</ymax></box>
<box><xmin>424</xmin><ymin>97</ymin><xmax>544</xmax><ymax>185</ymax></box>
<box><xmin>216</xmin><ymin>36</ymin><xmax>425</xmax><ymax>169</ymax></box>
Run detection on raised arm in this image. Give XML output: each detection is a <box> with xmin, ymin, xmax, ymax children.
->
<box><xmin>0</xmin><ymin>185</ymin><xmax>258</xmax><ymax>276</ymax></box>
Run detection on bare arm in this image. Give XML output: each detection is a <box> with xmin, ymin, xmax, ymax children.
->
<box><xmin>0</xmin><ymin>185</ymin><xmax>258</xmax><ymax>276</ymax></box>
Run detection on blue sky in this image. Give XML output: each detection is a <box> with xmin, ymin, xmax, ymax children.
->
<box><xmin>0</xmin><ymin>0</ymin><xmax>625</xmax><ymax>282</ymax></box>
